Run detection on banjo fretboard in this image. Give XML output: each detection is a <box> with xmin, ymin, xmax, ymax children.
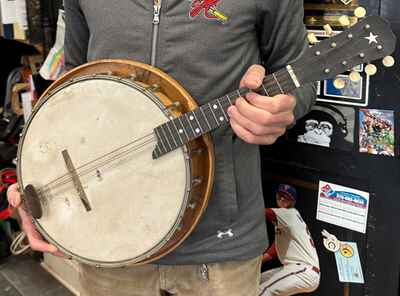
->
<box><xmin>152</xmin><ymin>68</ymin><xmax>296</xmax><ymax>159</ymax></box>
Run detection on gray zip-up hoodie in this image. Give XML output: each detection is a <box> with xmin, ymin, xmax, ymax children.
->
<box><xmin>64</xmin><ymin>0</ymin><xmax>316</xmax><ymax>265</ymax></box>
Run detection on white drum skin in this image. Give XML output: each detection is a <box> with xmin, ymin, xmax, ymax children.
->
<box><xmin>18</xmin><ymin>76</ymin><xmax>191</xmax><ymax>267</ymax></box>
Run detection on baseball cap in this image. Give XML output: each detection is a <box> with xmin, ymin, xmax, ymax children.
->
<box><xmin>277</xmin><ymin>184</ymin><xmax>297</xmax><ymax>202</ymax></box>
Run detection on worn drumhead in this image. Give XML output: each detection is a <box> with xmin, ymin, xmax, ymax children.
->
<box><xmin>18</xmin><ymin>76</ymin><xmax>190</xmax><ymax>267</ymax></box>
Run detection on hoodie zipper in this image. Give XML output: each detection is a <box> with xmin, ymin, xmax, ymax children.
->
<box><xmin>151</xmin><ymin>0</ymin><xmax>162</xmax><ymax>66</ymax></box>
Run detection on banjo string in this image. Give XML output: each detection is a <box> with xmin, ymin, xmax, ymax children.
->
<box><xmin>38</xmin><ymin>133</ymin><xmax>156</xmax><ymax>191</ymax></box>
<box><xmin>36</xmin><ymin>70</ymin><xmax>293</xmax><ymax>192</ymax></box>
<box><xmin>39</xmin><ymin>137</ymin><xmax>156</xmax><ymax>194</ymax></box>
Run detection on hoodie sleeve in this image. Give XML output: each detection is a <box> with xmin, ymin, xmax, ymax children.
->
<box><xmin>64</xmin><ymin>0</ymin><xmax>90</xmax><ymax>70</ymax></box>
<box><xmin>255</xmin><ymin>0</ymin><xmax>317</xmax><ymax>120</ymax></box>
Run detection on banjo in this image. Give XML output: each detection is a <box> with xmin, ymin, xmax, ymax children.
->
<box><xmin>18</xmin><ymin>16</ymin><xmax>395</xmax><ymax>267</ymax></box>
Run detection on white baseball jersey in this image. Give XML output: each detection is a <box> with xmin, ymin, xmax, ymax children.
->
<box><xmin>272</xmin><ymin>208</ymin><xmax>319</xmax><ymax>268</ymax></box>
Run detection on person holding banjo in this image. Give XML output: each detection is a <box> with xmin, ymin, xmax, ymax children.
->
<box><xmin>8</xmin><ymin>0</ymin><xmax>317</xmax><ymax>295</ymax></box>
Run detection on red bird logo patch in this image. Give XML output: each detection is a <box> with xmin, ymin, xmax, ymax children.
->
<box><xmin>189</xmin><ymin>0</ymin><xmax>229</xmax><ymax>24</ymax></box>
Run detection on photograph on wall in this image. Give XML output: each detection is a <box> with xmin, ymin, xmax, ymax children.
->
<box><xmin>359</xmin><ymin>109</ymin><xmax>395</xmax><ymax>156</ymax></box>
<box><xmin>287</xmin><ymin>104</ymin><xmax>355</xmax><ymax>151</ymax></box>
<box><xmin>324</xmin><ymin>74</ymin><xmax>363</xmax><ymax>100</ymax></box>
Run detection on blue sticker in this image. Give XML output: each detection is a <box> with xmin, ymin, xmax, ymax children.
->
<box><xmin>334</xmin><ymin>242</ymin><xmax>364</xmax><ymax>284</ymax></box>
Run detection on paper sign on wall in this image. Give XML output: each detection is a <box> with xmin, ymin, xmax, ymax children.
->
<box><xmin>317</xmin><ymin>181</ymin><xmax>370</xmax><ymax>233</ymax></box>
<box><xmin>335</xmin><ymin>242</ymin><xmax>364</xmax><ymax>284</ymax></box>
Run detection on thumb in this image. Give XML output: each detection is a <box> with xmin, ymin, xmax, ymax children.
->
<box><xmin>7</xmin><ymin>184</ymin><xmax>22</xmax><ymax>208</ymax></box>
<box><xmin>240</xmin><ymin>64</ymin><xmax>266</xmax><ymax>89</ymax></box>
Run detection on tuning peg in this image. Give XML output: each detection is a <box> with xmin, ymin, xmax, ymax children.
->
<box><xmin>339</xmin><ymin>15</ymin><xmax>350</xmax><ymax>27</ymax></box>
<box><xmin>307</xmin><ymin>33</ymin><xmax>319</xmax><ymax>45</ymax></box>
<box><xmin>349</xmin><ymin>71</ymin><xmax>361</xmax><ymax>82</ymax></box>
<box><xmin>365</xmin><ymin>64</ymin><xmax>377</xmax><ymax>76</ymax></box>
<box><xmin>354</xmin><ymin>7</ymin><xmax>367</xmax><ymax>18</ymax></box>
<box><xmin>383</xmin><ymin>56</ymin><xmax>395</xmax><ymax>67</ymax></box>
<box><xmin>323</xmin><ymin>24</ymin><xmax>333</xmax><ymax>36</ymax></box>
<box><xmin>333</xmin><ymin>78</ymin><xmax>346</xmax><ymax>89</ymax></box>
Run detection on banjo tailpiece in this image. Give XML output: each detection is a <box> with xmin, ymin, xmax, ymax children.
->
<box><xmin>23</xmin><ymin>184</ymin><xmax>43</xmax><ymax>219</ymax></box>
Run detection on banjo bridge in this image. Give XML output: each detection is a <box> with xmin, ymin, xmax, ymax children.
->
<box><xmin>61</xmin><ymin>149</ymin><xmax>92</xmax><ymax>212</ymax></box>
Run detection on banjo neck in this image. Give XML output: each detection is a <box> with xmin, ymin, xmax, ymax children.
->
<box><xmin>152</xmin><ymin>66</ymin><xmax>296</xmax><ymax>159</ymax></box>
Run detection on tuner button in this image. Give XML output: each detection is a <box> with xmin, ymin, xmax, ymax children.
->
<box><xmin>307</xmin><ymin>33</ymin><xmax>319</xmax><ymax>44</ymax></box>
<box><xmin>365</xmin><ymin>24</ymin><xmax>371</xmax><ymax>30</ymax></box>
<box><xmin>339</xmin><ymin>15</ymin><xmax>350</xmax><ymax>27</ymax></box>
<box><xmin>342</xmin><ymin>61</ymin><xmax>348</xmax><ymax>66</ymax></box>
<box><xmin>377</xmin><ymin>45</ymin><xmax>383</xmax><ymax>51</ymax></box>
<box><xmin>354</xmin><ymin>7</ymin><xmax>367</xmax><ymax>18</ymax></box>
<box><xmin>331</xmin><ymin>42</ymin><xmax>337</xmax><ymax>48</ymax></box>
<box><xmin>383</xmin><ymin>56</ymin><xmax>395</xmax><ymax>67</ymax></box>
<box><xmin>349</xmin><ymin>71</ymin><xmax>361</xmax><ymax>82</ymax></box>
<box><xmin>333</xmin><ymin>78</ymin><xmax>346</xmax><ymax>90</ymax></box>
<box><xmin>365</xmin><ymin>64</ymin><xmax>377</xmax><ymax>76</ymax></box>
<box><xmin>347</xmin><ymin>34</ymin><xmax>353</xmax><ymax>39</ymax></box>
<box><xmin>324</xmin><ymin>68</ymin><xmax>331</xmax><ymax>74</ymax></box>
<box><xmin>315</xmin><ymin>51</ymin><xmax>321</xmax><ymax>56</ymax></box>
<box><xmin>359</xmin><ymin>53</ymin><xmax>365</xmax><ymax>59</ymax></box>
<box><xmin>323</xmin><ymin>24</ymin><xmax>333</xmax><ymax>36</ymax></box>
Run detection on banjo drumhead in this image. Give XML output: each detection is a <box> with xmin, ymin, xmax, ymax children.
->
<box><xmin>18</xmin><ymin>76</ymin><xmax>190</xmax><ymax>267</ymax></box>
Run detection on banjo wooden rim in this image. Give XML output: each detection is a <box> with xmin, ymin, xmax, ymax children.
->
<box><xmin>17</xmin><ymin>59</ymin><xmax>216</xmax><ymax>267</ymax></box>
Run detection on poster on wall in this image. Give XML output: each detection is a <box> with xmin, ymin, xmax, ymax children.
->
<box><xmin>316</xmin><ymin>181</ymin><xmax>370</xmax><ymax>233</ymax></box>
<box><xmin>287</xmin><ymin>104</ymin><xmax>355</xmax><ymax>151</ymax></box>
<box><xmin>359</xmin><ymin>109</ymin><xmax>395</xmax><ymax>156</ymax></box>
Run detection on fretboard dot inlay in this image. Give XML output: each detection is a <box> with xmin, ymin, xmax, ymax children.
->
<box><xmin>195</xmin><ymin>128</ymin><xmax>200</xmax><ymax>133</ymax></box>
<box><xmin>219</xmin><ymin>116</ymin><xmax>224</xmax><ymax>121</ymax></box>
<box><xmin>213</xmin><ymin>105</ymin><xmax>218</xmax><ymax>109</ymax></box>
<box><xmin>179</xmin><ymin>129</ymin><xmax>183</xmax><ymax>134</ymax></box>
<box><xmin>189</xmin><ymin>116</ymin><xmax>194</xmax><ymax>120</ymax></box>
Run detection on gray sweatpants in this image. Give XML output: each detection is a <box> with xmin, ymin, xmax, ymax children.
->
<box><xmin>79</xmin><ymin>256</ymin><xmax>262</xmax><ymax>296</ymax></box>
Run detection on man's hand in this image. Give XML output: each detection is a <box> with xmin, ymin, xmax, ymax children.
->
<box><xmin>227</xmin><ymin>64</ymin><xmax>296</xmax><ymax>145</ymax></box>
<box><xmin>7</xmin><ymin>184</ymin><xmax>65</xmax><ymax>257</ymax></box>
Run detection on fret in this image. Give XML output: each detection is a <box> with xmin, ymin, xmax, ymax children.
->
<box><xmin>177</xmin><ymin>117</ymin><xmax>190</xmax><ymax>142</ymax></box>
<box><xmin>209</xmin><ymin>101</ymin><xmax>228</xmax><ymax>125</ymax></box>
<box><xmin>226</xmin><ymin>94</ymin><xmax>233</xmax><ymax>106</ymax></box>
<box><xmin>153</xmin><ymin>145</ymin><xmax>160</xmax><ymax>159</ymax></box>
<box><xmin>193</xmin><ymin>108</ymin><xmax>212</xmax><ymax>134</ymax></box>
<box><xmin>170</xmin><ymin>118</ymin><xmax>184</xmax><ymax>145</ymax></box>
<box><xmin>220</xmin><ymin>94</ymin><xmax>233</xmax><ymax>109</ymax></box>
<box><xmin>200</xmin><ymin>106</ymin><xmax>212</xmax><ymax>131</ymax></box>
<box><xmin>207</xmin><ymin>102</ymin><xmax>219</xmax><ymax>126</ymax></box>
<box><xmin>160</xmin><ymin>124</ymin><xmax>174</xmax><ymax>150</ymax></box>
<box><xmin>236</xmin><ymin>89</ymin><xmax>242</xmax><ymax>99</ymax></box>
<box><xmin>154</xmin><ymin>128</ymin><xmax>167</xmax><ymax>154</ymax></box>
<box><xmin>217</xmin><ymin>98</ymin><xmax>229</xmax><ymax>121</ymax></box>
<box><xmin>191</xmin><ymin>111</ymin><xmax>204</xmax><ymax>135</ymax></box>
<box><xmin>201</xmin><ymin>104</ymin><xmax>219</xmax><ymax>131</ymax></box>
<box><xmin>166</xmin><ymin>120</ymin><xmax>181</xmax><ymax>147</ymax></box>
<box><xmin>183</xmin><ymin>113</ymin><xmax>197</xmax><ymax>139</ymax></box>
<box><xmin>272</xmin><ymin>73</ymin><xmax>284</xmax><ymax>94</ymax></box>
<box><xmin>261</xmin><ymin>83</ymin><xmax>269</xmax><ymax>96</ymax></box>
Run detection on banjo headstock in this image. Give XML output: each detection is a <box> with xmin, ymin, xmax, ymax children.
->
<box><xmin>291</xmin><ymin>16</ymin><xmax>397</xmax><ymax>85</ymax></box>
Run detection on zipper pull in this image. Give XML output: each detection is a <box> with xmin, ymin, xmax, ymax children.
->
<box><xmin>153</xmin><ymin>0</ymin><xmax>162</xmax><ymax>24</ymax></box>
<box><xmin>199</xmin><ymin>264</ymin><xmax>209</xmax><ymax>281</ymax></box>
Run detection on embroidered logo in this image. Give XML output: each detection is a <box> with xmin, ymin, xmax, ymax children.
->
<box><xmin>189</xmin><ymin>0</ymin><xmax>229</xmax><ymax>24</ymax></box>
<box><xmin>217</xmin><ymin>229</ymin><xmax>234</xmax><ymax>239</ymax></box>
